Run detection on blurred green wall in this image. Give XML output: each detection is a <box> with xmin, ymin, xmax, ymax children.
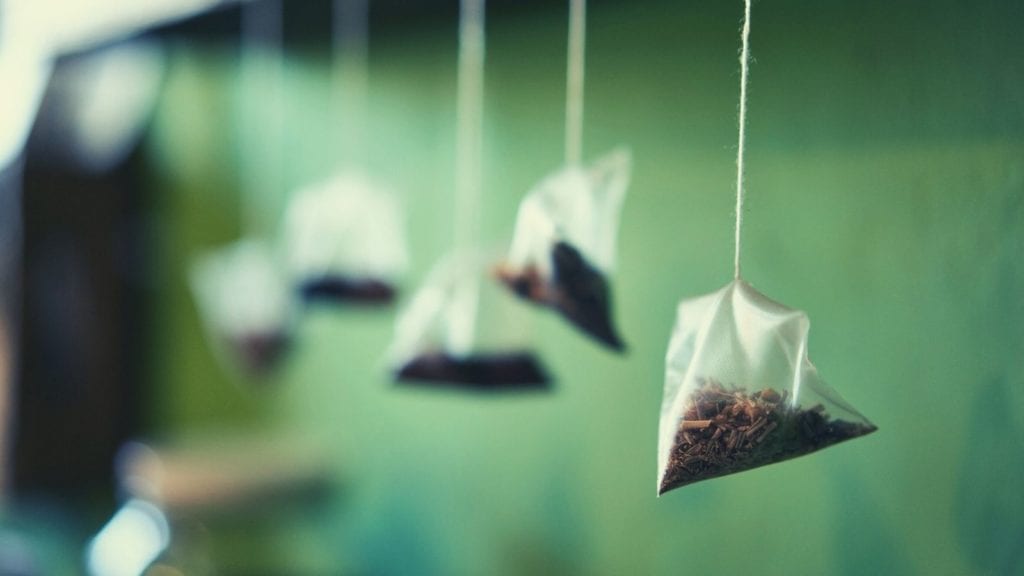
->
<box><xmin>145</xmin><ymin>0</ymin><xmax>1023</xmax><ymax>574</ymax></box>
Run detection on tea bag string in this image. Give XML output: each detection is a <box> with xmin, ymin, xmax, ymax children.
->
<box><xmin>454</xmin><ymin>0</ymin><xmax>484</xmax><ymax>257</ymax></box>
<box><xmin>240</xmin><ymin>0</ymin><xmax>284</xmax><ymax>237</ymax></box>
<box><xmin>333</xmin><ymin>0</ymin><xmax>368</xmax><ymax>167</ymax></box>
<box><xmin>564</xmin><ymin>0</ymin><xmax>586</xmax><ymax>166</ymax></box>
<box><xmin>733</xmin><ymin>0</ymin><xmax>752</xmax><ymax>279</ymax></box>
<box><xmin>447</xmin><ymin>0</ymin><xmax>485</xmax><ymax>356</ymax></box>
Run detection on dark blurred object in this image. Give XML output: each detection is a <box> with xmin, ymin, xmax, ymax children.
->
<box><xmin>396</xmin><ymin>351</ymin><xmax>550</xmax><ymax>391</ymax></box>
<box><xmin>11</xmin><ymin>40</ymin><xmax>162</xmax><ymax>502</ymax></box>
<box><xmin>0</xmin><ymin>157</ymin><xmax>24</xmax><ymax>501</ymax></box>
<box><xmin>550</xmin><ymin>241</ymin><xmax>624</xmax><ymax>350</ymax></box>
<box><xmin>498</xmin><ymin>241</ymin><xmax>624</xmax><ymax>351</ymax></box>
<box><xmin>300</xmin><ymin>277</ymin><xmax>395</xmax><ymax>304</ymax></box>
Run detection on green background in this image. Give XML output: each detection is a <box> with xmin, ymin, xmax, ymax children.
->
<box><xmin>144</xmin><ymin>0</ymin><xmax>1023</xmax><ymax>573</ymax></box>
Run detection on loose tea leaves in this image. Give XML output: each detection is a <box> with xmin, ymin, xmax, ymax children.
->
<box><xmin>395</xmin><ymin>351</ymin><xmax>550</xmax><ymax>391</ymax></box>
<box><xmin>659</xmin><ymin>379</ymin><xmax>877</xmax><ymax>494</ymax></box>
<box><xmin>496</xmin><ymin>241</ymin><xmax>623</xmax><ymax>350</ymax></box>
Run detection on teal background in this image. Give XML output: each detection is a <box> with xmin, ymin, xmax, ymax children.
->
<box><xmin>144</xmin><ymin>0</ymin><xmax>1023</xmax><ymax>574</ymax></box>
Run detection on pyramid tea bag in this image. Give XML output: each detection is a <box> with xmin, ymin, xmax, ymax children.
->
<box><xmin>496</xmin><ymin>150</ymin><xmax>630</xmax><ymax>350</ymax></box>
<box><xmin>190</xmin><ymin>239</ymin><xmax>293</xmax><ymax>377</ymax></box>
<box><xmin>283</xmin><ymin>174</ymin><xmax>407</xmax><ymax>304</ymax></box>
<box><xmin>281</xmin><ymin>1</ymin><xmax>407</xmax><ymax>305</ymax></box>
<box><xmin>495</xmin><ymin>0</ymin><xmax>629</xmax><ymax>351</ymax></box>
<box><xmin>658</xmin><ymin>0</ymin><xmax>874</xmax><ymax>495</ymax></box>
<box><xmin>389</xmin><ymin>251</ymin><xmax>549</xmax><ymax>390</ymax></box>
<box><xmin>657</xmin><ymin>281</ymin><xmax>876</xmax><ymax>494</ymax></box>
<box><xmin>389</xmin><ymin>0</ymin><xmax>550</xmax><ymax>391</ymax></box>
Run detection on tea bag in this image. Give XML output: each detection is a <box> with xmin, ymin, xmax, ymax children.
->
<box><xmin>282</xmin><ymin>1</ymin><xmax>406</xmax><ymax>305</ymax></box>
<box><xmin>657</xmin><ymin>280</ymin><xmax>876</xmax><ymax>494</ymax></box>
<box><xmin>190</xmin><ymin>239</ymin><xmax>293</xmax><ymax>377</ymax></box>
<box><xmin>495</xmin><ymin>0</ymin><xmax>629</xmax><ymax>351</ymax></box>
<box><xmin>389</xmin><ymin>251</ymin><xmax>549</xmax><ymax>390</ymax></box>
<box><xmin>658</xmin><ymin>0</ymin><xmax>875</xmax><ymax>495</ymax></box>
<box><xmin>496</xmin><ymin>149</ymin><xmax>630</xmax><ymax>350</ymax></box>
<box><xmin>389</xmin><ymin>0</ymin><xmax>550</xmax><ymax>391</ymax></box>
<box><xmin>283</xmin><ymin>174</ymin><xmax>407</xmax><ymax>304</ymax></box>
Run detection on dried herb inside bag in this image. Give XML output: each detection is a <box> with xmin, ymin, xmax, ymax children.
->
<box><xmin>497</xmin><ymin>241</ymin><xmax>622</xmax><ymax>350</ymax></box>
<box><xmin>659</xmin><ymin>379</ymin><xmax>876</xmax><ymax>493</ymax></box>
<box><xmin>395</xmin><ymin>351</ymin><xmax>549</xmax><ymax>391</ymax></box>
<box><xmin>298</xmin><ymin>276</ymin><xmax>395</xmax><ymax>304</ymax></box>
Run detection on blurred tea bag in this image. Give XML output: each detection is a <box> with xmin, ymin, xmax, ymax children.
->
<box><xmin>283</xmin><ymin>173</ymin><xmax>407</xmax><ymax>305</ymax></box>
<box><xmin>389</xmin><ymin>250</ymin><xmax>549</xmax><ymax>391</ymax></box>
<box><xmin>657</xmin><ymin>280</ymin><xmax>876</xmax><ymax>494</ymax></box>
<box><xmin>281</xmin><ymin>1</ymin><xmax>406</xmax><ymax>306</ymax></box>
<box><xmin>496</xmin><ymin>149</ymin><xmax>630</xmax><ymax>350</ymax></box>
<box><xmin>190</xmin><ymin>239</ymin><xmax>293</xmax><ymax>378</ymax></box>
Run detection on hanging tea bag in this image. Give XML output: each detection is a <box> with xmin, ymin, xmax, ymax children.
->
<box><xmin>495</xmin><ymin>149</ymin><xmax>630</xmax><ymax>350</ymax></box>
<box><xmin>495</xmin><ymin>0</ymin><xmax>629</xmax><ymax>351</ymax></box>
<box><xmin>388</xmin><ymin>0</ymin><xmax>549</xmax><ymax>391</ymax></box>
<box><xmin>657</xmin><ymin>0</ymin><xmax>875</xmax><ymax>495</ymax></box>
<box><xmin>282</xmin><ymin>0</ymin><xmax>407</xmax><ymax>305</ymax></box>
<box><xmin>187</xmin><ymin>0</ymin><xmax>292</xmax><ymax>378</ymax></box>
<box><xmin>190</xmin><ymin>239</ymin><xmax>293</xmax><ymax>377</ymax></box>
<box><xmin>389</xmin><ymin>250</ymin><xmax>549</xmax><ymax>390</ymax></box>
<box><xmin>283</xmin><ymin>174</ymin><xmax>407</xmax><ymax>304</ymax></box>
<box><xmin>657</xmin><ymin>281</ymin><xmax>876</xmax><ymax>493</ymax></box>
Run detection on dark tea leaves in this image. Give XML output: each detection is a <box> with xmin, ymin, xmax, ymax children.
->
<box><xmin>395</xmin><ymin>351</ymin><xmax>551</xmax><ymax>391</ymax></box>
<box><xmin>299</xmin><ymin>276</ymin><xmax>396</xmax><ymax>305</ymax></box>
<box><xmin>659</xmin><ymin>379</ymin><xmax>877</xmax><ymax>494</ymax></box>
<box><xmin>496</xmin><ymin>241</ymin><xmax>624</xmax><ymax>351</ymax></box>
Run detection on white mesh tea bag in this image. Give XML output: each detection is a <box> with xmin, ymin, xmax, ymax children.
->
<box><xmin>658</xmin><ymin>0</ymin><xmax>874</xmax><ymax>495</ymax></box>
<box><xmin>389</xmin><ymin>250</ymin><xmax>549</xmax><ymax>390</ymax></box>
<box><xmin>496</xmin><ymin>149</ymin><xmax>630</xmax><ymax>350</ymax></box>
<box><xmin>190</xmin><ymin>239</ymin><xmax>293</xmax><ymax>377</ymax></box>
<box><xmin>389</xmin><ymin>0</ymin><xmax>549</xmax><ymax>391</ymax></box>
<box><xmin>495</xmin><ymin>0</ymin><xmax>629</xmax><ymax>351</ymax></box>
<box><xmin>657</xmin><ymin>280</ymin><xmax>876</xmax><ymax>494</ymax></box>
<box><xmin>283</xmin><ymin>173</ymin><xmax>407</xmax><ymax>304</ymax></box>
<box><xmin>281</xmin><ymin>1</ymin><xmax>407</xmax><ymax>305</ymax></box>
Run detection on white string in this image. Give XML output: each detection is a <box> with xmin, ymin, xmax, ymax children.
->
<box><xmin>240</xmin><ymin>0</ymin><xmax>284</xmax><ymax>237</ymax></box>
<box><xmin>733</xmin><ymin>0</ymin><xmax>752</xmax><ymax>279</ymax></box>
<box><xmin>333</xmin><ymin>0</ymin><xmax>368</xmax><ymax>167</ymax></box>
<box><xmin>565</xmin><ymin>0</ymin><xmax>586</xmax><ymax>166</ymax></box>
<box><xmin>449</xmin><ymin>0</ymin><xmax>485</xmax><ymax>356</ymax></box>
<box><xmin>454</xmin><ymin>0</ymin><xmax>484</xmax><ymax>256</ymax></box>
